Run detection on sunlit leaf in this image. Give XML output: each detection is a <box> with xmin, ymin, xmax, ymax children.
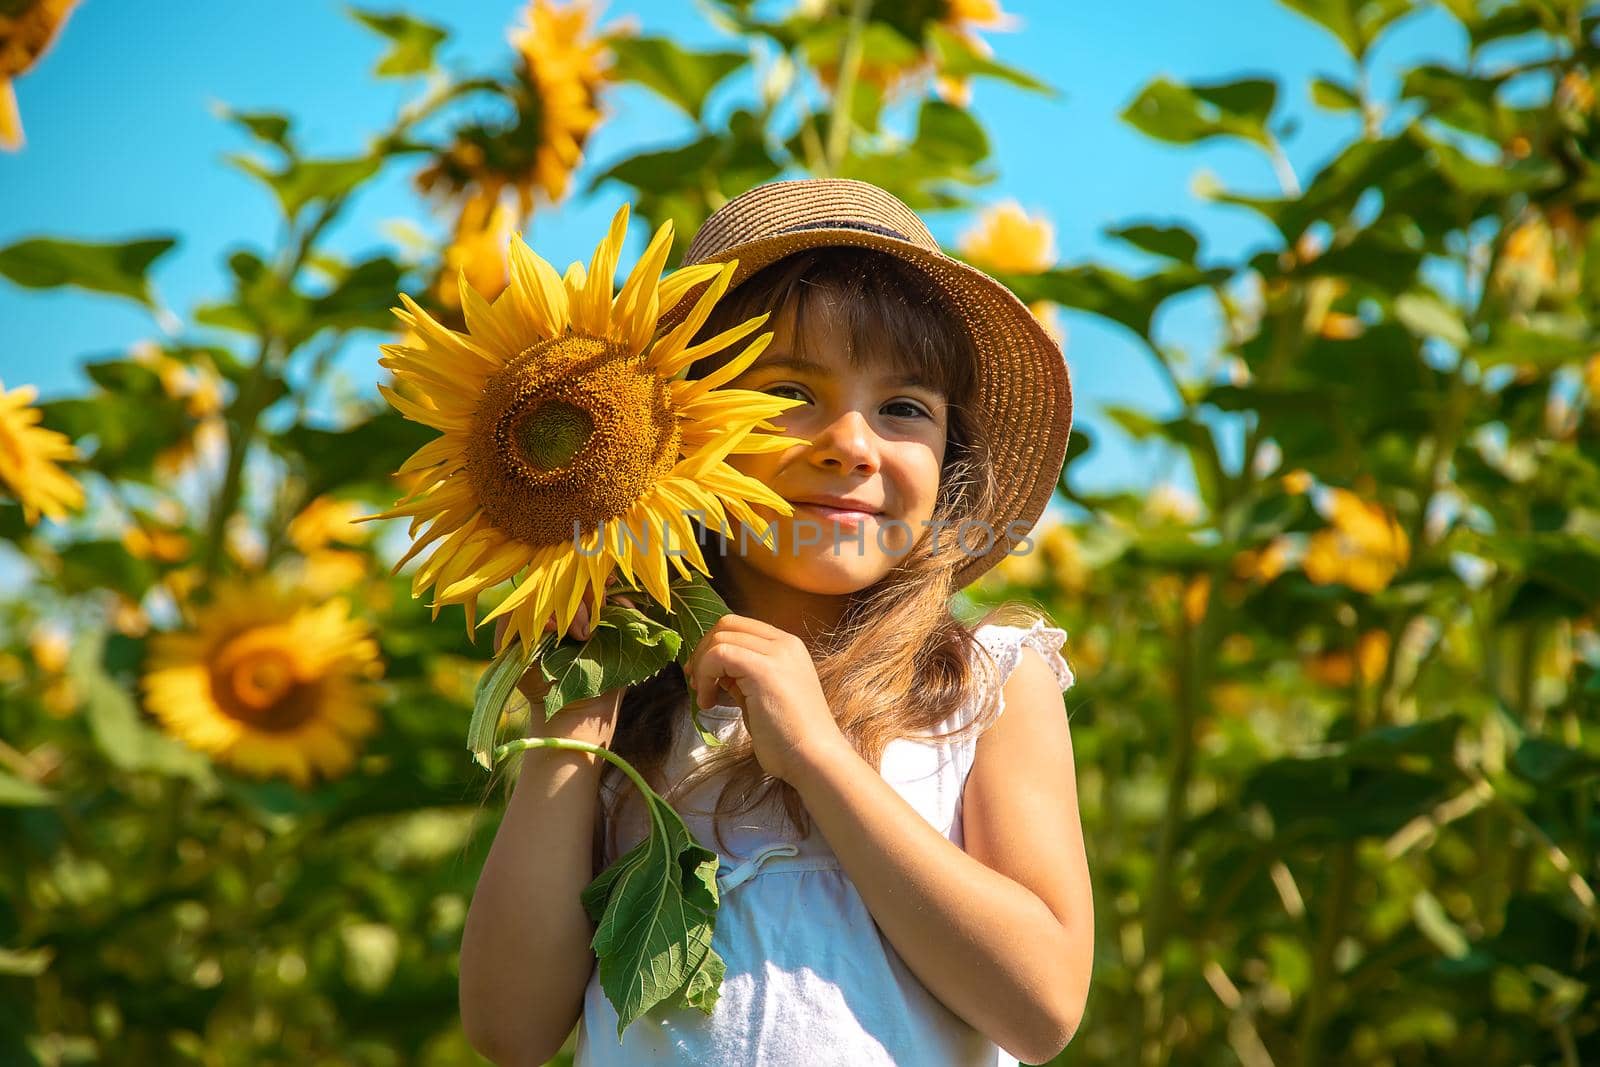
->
<box><xmin>349</xmin><ymin>7</ymin><xmax>448</xmax><ymax>77</ymax></box>
<box><xmin>218</xmin><ymin>107</ymin><xmax>294</xmax><ymax>149</ymax></box>
<box><xmin>1122</xmin><ymin>76</ymin><xmax>1277</xmax><ymax>148</ymax></box>
<box><xmin>534</xmin><ymin>603</ymin><xmax>682</xmax><ymax>722</ymax></box>
<box><xmin>609</xmin><ymin>36</ymin><xmax>745</xmax><ymax>120</ymax></box>
<box><xmin>227</xmin><ymin>152</ymin><xmax>382</xmax><ymax>221</ymax></box>
<box><xmin>0</xmin><ymin>770</ymin><xmax>54</xmax><ymax>807</ymax></box>
<box><xmin>1310</xmin><ymin>76</ymin><xmax>1360</xmax><ymax>111</ymax></box>
<box><xmin>1006</xmin><ymin>262</ymin><xmax>1228</xmax><ymax>340</ymax></box>
<box><xmin>911</xmin><ymin>97</ymin><xmax>990</xmax><ymax>168</ymax></box>
<box><xmin>1394</xmin><ymin>290</ymin><xmax>1469</xmax><ymax>348</ymax></box>
<box><xmin>0</xmin><ymin>236</ymin><xmax>176</xmax><ymax>308</ymax></box>
<box><xmin>925</xmin><ymin>22</ymin><xmax>1056</xmax><ymax>96</ymax></box>
<box><xmin>1280</xmin><ymin>0</ymin><xmax>1412</xmax><ymax>58</ymax></box>
<box><xmin>579</xmin><ymin>787</ymin><xmax>725</xmax><ymax>1036</ymax></box>
<box><xmin>591</xmin><ymin>135</ymin><xmax>718</xmax><ymax>192</ymax></box>
<box><xmin>1108</xmin><ymin>223</ymin><xmax>1200</xmax><ymax>264</ymax></box>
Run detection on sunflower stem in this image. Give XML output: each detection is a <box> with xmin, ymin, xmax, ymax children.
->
<box><xmin>494</xmin><ymin>736</ymin><xmax>654</xmax><ymax>801</ymax></box>
<box><xmin>823</xmin><ymin>0</ymin><xmax>874</xmax><ymax>174</ymax></box>
<box><xmin>201</xmin><ymin>195</ymin><xmax>348</xmax><ymax>583</ymax></box>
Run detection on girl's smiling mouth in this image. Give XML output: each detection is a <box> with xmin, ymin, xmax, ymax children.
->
<box><xmin>794</xmin><ymin>502</ymin><xmax>879</xmax><ymax>527</ymax></box>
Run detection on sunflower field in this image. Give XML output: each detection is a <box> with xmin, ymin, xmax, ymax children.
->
<box><xmin>2</xmin><ymin>0</ymin><xmax>1599</xmax><ymax>1065</ymax></box>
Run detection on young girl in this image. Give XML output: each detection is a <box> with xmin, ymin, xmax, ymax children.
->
<box><xmin>459</xmin><ymin>178</ymin><xmax>1091</xmax><ymax>1067</ymax></box>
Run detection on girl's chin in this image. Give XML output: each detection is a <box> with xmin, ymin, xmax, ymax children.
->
<box><xmin>762</xmin><ymin>553</ymin><xmax>894</xmax><ymax>594</ymax></box>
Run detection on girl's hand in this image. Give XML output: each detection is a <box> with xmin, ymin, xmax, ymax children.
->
<box><xmin>684</xmin><ymin>614</ymin><xmax>849</xmax><ymax>785</ymax></box>
<box><xmin>494</xmin><ymin>577</ymin><xmax>639</xmax><ymax>747</ymax></box>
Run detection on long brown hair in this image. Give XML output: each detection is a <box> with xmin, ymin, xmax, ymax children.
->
<box><xmin>594</xmin><ymin>244</ymin><xmax>1056</xmax><ymax>869</ymax></box>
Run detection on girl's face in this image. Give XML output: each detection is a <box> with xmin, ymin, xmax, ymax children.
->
<box><xmin>719</xmin><ymin>295</ymin><xmax>950</xmax><ymax>599</ymax></box>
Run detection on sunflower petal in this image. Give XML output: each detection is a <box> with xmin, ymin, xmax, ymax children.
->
<box><xmin>460</xmin><ymin>269</ymin><xmax>526</xmax><ymax>361</ymax></box>
<box><xmin>507</xmin><ymin>232</ymin><xmax>571</xmax><ymax>340</ymax></box>
<box><xmin>649</xmin><ymin>260</ymin><xmax>740</xmax><ymax>378</ymax></box>
<box><xmin>614</xmin><ymin>217</ymin><xmax>675</xmax><ymax>353</ymax></box>
<box><xmin>572</xmin><ymin>202</ymin><xmax>629</xmax><ymax>338</ymax></box>
<box><xmin>663</xmin><ymin>320</ymin><xmax>774</xmax><ymax>396</ymax></box>
<box><xmin>657</xmin><ymin>262</ymin><xmax>724</xmax><ymax>321</ymax></box>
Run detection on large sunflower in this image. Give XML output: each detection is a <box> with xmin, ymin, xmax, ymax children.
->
<box><xmin>141</xmin><ymin>575</ymin><xmax>384</xmax><ymax>788</ymax></box>
<box><xmin>365</xmin><ymin>201</ymin><xmax>807</xmax><ymax>657</ymax></box>
<box><xmin>0</xmin><ymin>377</ymin><xmax>84</xmax><ymax>525</ymax></box>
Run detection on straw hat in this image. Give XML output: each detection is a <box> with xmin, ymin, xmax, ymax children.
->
<box><xmin>657</xmin><ymin>177</ymin><xmax>1074</xmax><ymax>592</ymax></box>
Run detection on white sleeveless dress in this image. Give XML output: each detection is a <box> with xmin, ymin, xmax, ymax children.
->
<box><xmin>571</xmin><ymin>619</ymin><xmax>1076</xmax><ymax>1066</ymax></box>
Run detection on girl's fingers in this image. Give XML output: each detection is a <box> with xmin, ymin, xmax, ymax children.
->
<box><xmin>690</xmin><ymin>645</ymin><xmax>750</xmax><ymax>709</ymax></box>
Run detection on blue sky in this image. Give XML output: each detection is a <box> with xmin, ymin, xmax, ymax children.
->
<box><xmin>0</xmin><ymin>0</ymin><xmax>1468</xmax><ymax>504</ymax></box>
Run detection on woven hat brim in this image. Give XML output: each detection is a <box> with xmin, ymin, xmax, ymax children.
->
<box><xmin>658</xmin><ymin>226</ymin><xmax>1073</xmax><ymax>592</ymax></box>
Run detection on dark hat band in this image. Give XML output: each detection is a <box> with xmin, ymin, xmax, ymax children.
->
<box><xmin>774</xmin><ymin>219</ymin><xmax>910</xmax><ymax>242</ymax></box>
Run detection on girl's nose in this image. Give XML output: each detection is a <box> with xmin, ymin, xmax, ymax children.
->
<box><xmin>809</xmin><ymin>408</ymin><xmax>880</xmax><ymax>475</ymax></box>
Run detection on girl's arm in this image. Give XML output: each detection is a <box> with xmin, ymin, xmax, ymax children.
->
<box><xmin>790</xmin><ymin>647</ymin><xmax>1093</xmax><ymax>1065</ymax></box>
<box><xmin>458</xmin><ymin>613</ymin><xmax>624</xmax><ymax>1067</ymax></box>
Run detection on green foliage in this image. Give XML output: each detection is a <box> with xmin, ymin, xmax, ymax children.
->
<box><xmin>1121</xmin><ymin>76</ymin><xmax>1278</xmax><ymax>148</ymax></box>
<box><xmin>350</xmin><ymin>7</ymin><xmax>449</xmax><ymax>77</ymax></box>
<box><xmin>579</xmin><ymin>785</ymin><xmax>725</xmax><ymax>1037</ymax></box>
<box><xmin>0</xmin><ymin>236</ymin><xmax>176</xmax><ymax>308</ymax></box>
<box><xmin>1280</xmin><ymin>0</ymin><xmax>1412</xmax><ymax>58</ymax></box>
<box><xmin>226</xmin><ymin>153</ymin><xmax>384</xmax><ymax>223</ymax></box>
<box><xmin>607</xmin><ymin>36</ymin><xmax>747</xmax><ymax>120</ymax></box>
<box><xmin>4</xmin><ymin>0</ymin><xmax>1600</xmax><ymax>1063</ymax></box>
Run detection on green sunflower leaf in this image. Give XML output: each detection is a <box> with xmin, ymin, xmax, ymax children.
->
<box><xmin>579</xmin><ymin>787</ymin><xmax>725</xmax><ymax>1036</ymax></box>
<box><xmin>0</xmin><ymin>769</ymin><xmax>54</xmax><ymax>808</ymax></box>
<box><xmin>467</xmin><ymin>632</ymin><xmax>552</xmax><ymax>770</ymax></box>
<box><xmin>607</xmin><ymin>36</ymin><xmax>746</xmax><ymax>121</ymax></box>
<box><xmin>348</xmin><ymin>7</ymin><xmax>448</xmax><ymax>78</ymax></box>
<box><xmin>0</xmin><ymin>236</ymin><xmax>177</xmax><ymax>309</ymax></box>
<box><xmin>535</xmin><ymin>603</ymin><xmax>682</xmax><ymax>721</ymax></box>
<box><xmin>633</xmin><ymin>570</ymin><xmax>731</xmax><ymax>748</ymax></box>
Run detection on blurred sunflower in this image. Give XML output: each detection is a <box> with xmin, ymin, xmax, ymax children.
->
<box><xmin>141</xmin><ymin>576</ymin><xmax>384</xmax><ymax>788</ymax></box>
<box><xmin>415</xmin><ymin>0</ymin><xmax>616</xmax><ymax>220</ymax></box>
<box><xmin>814</xmin><ymin>0</ymin><xmax>1020</xmax><ymax>108</ymax></box>
<box><xmin>1232</xmin><ymin>536</ymin><xmax>1291</xmax><ymax>584</ymax></box>
<box><xmin>286</xmin><ymin>494</ymin><xmax>373</xmax><ymax>598</ymax></box>
<box><xmin>363</xmin><ymin>202</ymin><xmax>808</xmax><ymax>656</ymax></box>
<box><xmin>958</xmin><ymin>200</ymin><xmax>1062</xmax><ymax>344</ymax></box>
<box><xmin>28</xmin><ymin>621</ymin><xmax>76</xmax><ymax>717</ymax></box>
<box><xmin>1303</xmin><ymin>629</ymin><xmax>1390</xmax><ymax>689</ymax></box>
<box><xmin>986</xmin><ymin>518</ymin><xmax>1086</xmax><ymax>595</ymax></box>
<box><xmin>1302</xmin><ymin>487</ymin><xmax>1410</xmax><ymax>594</ymax></box>
<box><xmin>1149</xmin><ymin>572</ymin><xmax>1211</xmax><ymax>628</ymax></box>
<box><xmin>129</xmin><ymin>345</ymin><xmax>229</xmax><ymax>479</ymax></box>
<box><xmin>434</xmin><ymin>189</ymin><xmax>516</xmax><ymax>311</ymax></box>
<box><xmin>0</xmin><ymin>378</ymin><xmax>84</xmax><ymax>525</ymax></box>
<box><xmin>0</xmin><ymin>0</ymin><xmax>76</xmax><ymax>151</ymax></box>
<box><xmin>958</xmin><ymin>199</ymin><xmax>1056</xmax><ymax>273</ymax></box>
<box><xmin>288</xmin><ymin>494</ymin><xmax>372</xmax><ymax>553</ymax></box>
<box><xmin>121</xmin><ymin>510</ymin><xmax>190</xmax><ymax>563</ymax></box>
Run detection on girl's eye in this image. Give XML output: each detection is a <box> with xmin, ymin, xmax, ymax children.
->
<box><xmin>885</xmin><ymin>400</ymin><xmax>929</xmax><ymax>419</ymax></box>
<box><xmin>766</xmin><ymin>385</ymin><xmax>930</xmax><ymax>419</ymax></box>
